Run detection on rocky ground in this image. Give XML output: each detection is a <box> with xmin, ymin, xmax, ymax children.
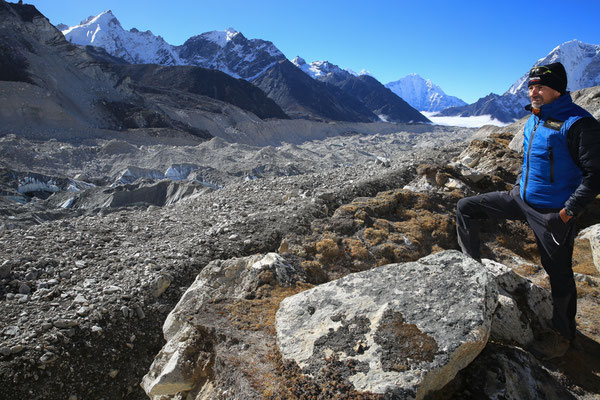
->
<box><xmin>0</xmin><ymin>124</ymin><xmax>467</xmax><ymax>399</ymax></box>
<box><xmin>1</xmin><ymin>121</ymin><xmax>600</xmax><ymax>399</ymax></box>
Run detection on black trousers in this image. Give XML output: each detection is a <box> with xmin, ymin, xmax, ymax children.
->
<box><xmin>456</xmin><ymin>186</ymin><xmax>578</xmax><ymax>340</ymax></box>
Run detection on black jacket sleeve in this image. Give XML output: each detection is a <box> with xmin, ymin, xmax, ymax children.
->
<box><xmin>565</xmin><ymin>116</ymin><xmax>600</xmax><ymax>214</ymax></box>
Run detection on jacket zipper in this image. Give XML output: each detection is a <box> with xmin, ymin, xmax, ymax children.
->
<box><xmin>549</xmin><ymin>146</ymin><xmax>554</xmax><ymax>183</ymax></box>
<box><xmin>522</xmin><ymin>118</ymin><xmax>541</xmax><ymax>203</ymax></box>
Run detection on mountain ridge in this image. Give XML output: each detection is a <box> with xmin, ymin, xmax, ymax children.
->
<box><xmin>291</xmin><ymin>57</ymin><xmax>430</xmax><ymax>123</ymax></box>
<box><xmin>61</xmin><ymin>10</ymin><xmax>429</xmax><ymax>123</ymax></box>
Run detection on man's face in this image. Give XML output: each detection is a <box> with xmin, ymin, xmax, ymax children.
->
<box><xmin>528</xmin><ymin>84</ymin><xmax>561</xmax><ymax>108</ymax></box>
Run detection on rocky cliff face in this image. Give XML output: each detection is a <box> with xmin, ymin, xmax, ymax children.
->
<box><xmin>252</xmin><ymin>59</ymin><xmax>379</xmax><ymax>122</ymax></box>
<box><xmin>109</xmin><ymin>64</ymin><xmax>289</xmax><ymax>120</ymax></box>
<box><xmin>176</xmin><ymin>29</ymin><xmax>286</xmax><ymax>80</ymax></box>
<box><xmin>329</xmin><ymin>74</ymin><xmax>430</xmax><ymax>123</ymax></box>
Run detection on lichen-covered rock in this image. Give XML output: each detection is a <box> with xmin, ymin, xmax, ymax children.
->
<box><xmin>140</xmin><ymin>324</ymin><xmax>213</xmax><ymax>397</ymax></box>
<box><xmin>163</xmin><ymin>252</ymin><xmax>298</xmax><ymax>340</ymax></box>
<box><xmin>275</xmin><ymin>250</ymin><xmax>498</xmax><ymax>399</ymax></box>
<box><xmin>142</xmin><ymin>253</ymin><xmax>300</xmax><ymax>399</ymax></box>
<box><xmin>483</xmin><ymin>259</ymin><xmax>553</xmax><ymax>347</ymax></box>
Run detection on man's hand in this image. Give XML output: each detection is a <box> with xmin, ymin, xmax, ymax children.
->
<box><xmin>559</xmin><ymin>208</ymin><xmax>573</xmax><ymax>223</ymax></box>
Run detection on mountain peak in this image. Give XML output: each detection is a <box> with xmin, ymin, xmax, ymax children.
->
<box><xmin>62</xmin><ymin>10</ymin><xmax>181</xmax><ymax>66</ymax></box>
<box><xmin>385</xmin><ymin>75</ymin><xmax>466</xmax><ymax>112</ymax></box>
<box><xmin>291</xmin><ymin>56</ymin><xmax>307</xmax><ymax>66</ymax></box>
<box><xmin>199</xmin><ymin>28</ymin><xmax>241</xmax><ymax>47</ymax></box>
<box><xmin>292</xmin><ymin>58</ymin><xmax>351</xmax><ymax>79</ymax></box>
<box><xmin>67</xmin><ymin>10</ymin><xmax>121</xmax><ymax>35</ymax></box>
<box><xmin>507</xmin><ymin>39</ymin><xmax>600</xmax><ymax>96</ymax></box>
<box><xmin>84</xmin><ymin>10</ymin><xmax>118</xmax><ymax>26</ymax></box>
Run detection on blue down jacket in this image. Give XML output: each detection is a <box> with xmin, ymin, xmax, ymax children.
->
<box><xmin>519</xmin><ymin>93</ymin><xmax>593</xmax><ymax>209</ymax></box>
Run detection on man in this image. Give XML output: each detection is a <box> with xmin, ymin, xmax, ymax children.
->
<box><xmin>456</xmin><ymin>62</ymin><xmax>600</xmax><ymax>359</ymax></box>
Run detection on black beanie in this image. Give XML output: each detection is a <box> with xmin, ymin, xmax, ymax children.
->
<box><xmin>528</xmin><ymin>62</ymin><xmax>568</xmax><ymax>94</ymax></box>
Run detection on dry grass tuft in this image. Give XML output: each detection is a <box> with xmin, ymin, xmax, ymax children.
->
<box><xmin>223</xmin><ymin>283</ymin><xmax>314</xmax><ymax>335</ymax></box>
<box><xmin>316</xmin><ymin>238</ymin><xmax>340</xmax><ymax>262</ymax></box>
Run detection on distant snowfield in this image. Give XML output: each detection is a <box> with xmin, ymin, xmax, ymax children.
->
<box><xmin>422</xmin><ymin>112</ymin><xmax>510</xmax><ymax>128</ymax></box>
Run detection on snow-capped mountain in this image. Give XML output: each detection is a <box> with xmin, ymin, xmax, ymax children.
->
<box><xmin>59</xmin><ymin>10</ymin><xmax>424</xmax><ymax>123</ymax></box>
<box><xmin>289</xmin><ymin>58</ymin><xmax>429</xmax><ymax>123</ymax></box>
<box><xmin>62</xmin><ymin>10</ymin><xmax>181</xmax><ymax>66</ymax></box>
<box><xmin>507</xmin><ymin>39</ymin><xmax>600</xmax><ymax>97</ymax></box>
<box><xmin>176</xmin><ymin>29</ymin><xmax>285</xmax><ymax>80</ymax></box>
<box><xmin>385</xmin><ymin>74</ymin><xmax>467</xmax><ymax>112</ymax></box>
<box><xmin>61</xmin><ymin>11</ymin><xmax>286</xmax><ymax>81</ymax></box>
<box><xmin>441</xmin><ymin>39</ymin><xmax>600</xmax><ymax>123</ymax></box>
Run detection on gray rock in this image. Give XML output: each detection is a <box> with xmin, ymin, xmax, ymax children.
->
<box><xmin>151</xmin><ymin>274</ymin><xmax>173</xmax><ymax>298</ymax></box>
<box><xmin>103</xmin><ymin>286</ymin><xmax>122</xmax><ymax>295</ymax></box>
<box><xmin>579</xmin><ymin>223</ymin><xmax>600</xmax><ymax>274</ymax></box>
<box><xmin>18</xmin><ymin>284</ymin><xmax>31</xmax><ymax>295</ymax></box>
<box><xmin>39</xmin><ymin>352</ymin><xmax>56</xmax><ymax>365</ymax></box>
<box><xmin>0</xmin><ymin>261</ymin><xmax>10</xmax><ymax>279</ymax></box>
<box><xmin>142</xmin><ymin>252</ymin><xmax>300</xmax><ymax>398</ymax></box>
<box><xmin>133</xmin><ymin>304</ymin><xmax>145</xmax><ymax>319</ymax></box>
<box><xmin>53</xmin><ymin>319</ymin><xmax>77</xmax><ymax>329</ymax></box>
<box><xmin>163</xmin><ymin>252</ymin><xmax>298</xmax><ymax>339</ymax></box>
<box><xmin>16</xmin><ymin>294</ymin><xmax>29</xmax><ymax>304</ymax></box>
<box><xmin>73</xmin><ymin>294</ymin><xmax>88</xmax><ymax>304</ymax></box>
<box><xmin>3</xmin><ymin>326</ymin><xmax>19</xmax><ymax>336</ymax></box>
<box><xmin>483</xmin><ymin>259</ymin><xmax>553</xmax><ymax>347</ymax></box>
<box><xmin>447</xmin><ymin>343</ymin><xmax>576</xmax><ymax>400</ymax></box>
<box><xmin>276</xmin><ymin>250</ymin><xmax>498</xmax><ymax>399</ymax></box>
<box><xmin>76</xmin><ymin>307</ymin><xmax>89</xmax><ymax>317</ymax></box>
<box><xmin>10</xmin><ymin>345</ymin><xmax>24</xmax><ymax>354</ymax></box>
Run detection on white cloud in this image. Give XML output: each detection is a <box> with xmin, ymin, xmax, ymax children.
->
<box><xmin>422</xmin><ymin>112</ymin><xmax>510</xmax><ymax>128</ymax></box>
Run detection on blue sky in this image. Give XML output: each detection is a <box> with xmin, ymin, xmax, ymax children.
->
<box><xmin>27</xmin><ymin>0</ymin><xmax>600</xmax><ymax>104</ymax></box>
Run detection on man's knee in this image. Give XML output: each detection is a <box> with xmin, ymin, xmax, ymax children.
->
<box><xmin>457</xmin><ymin>196</ymin><xmax>475</xmax><ymax>217</ymax></box>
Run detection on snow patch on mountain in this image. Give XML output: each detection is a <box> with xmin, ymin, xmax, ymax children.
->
<box><xmin>291</xmin><ymin>57</ymin><xmax>374</xmax><ymax>80</ymax></box>
<box><xmin>202</xmin><ymin>28</ymin><xmax>240</xmax><ymax>48</ymax></box>
<box><xmin>62</xmin><ymin>10</ymin><xmax>181</xmax><ymax>66</ymax></box>
<box><xmin>347</xmin><ymin>68</ymin><xmax>374</xmax><ymax>78</ymax></box>
<box><xmin>385</xmin><ymin>74</ymin><xmax>467</xmax><ymax>112</ymax></box>
<box><xmin>291</xmin><ymin>57</ymin><xmax>353</xmax><ymax>79</ymax></box>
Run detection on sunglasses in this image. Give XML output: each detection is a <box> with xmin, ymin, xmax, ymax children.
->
<box><xmin>529</xmin><ymin>66</ymin><xmax>553</xmax><ymax>77</ymax></box>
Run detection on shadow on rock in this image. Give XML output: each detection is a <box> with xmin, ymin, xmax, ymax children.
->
<box><xmin>546</xmin><ymin>331</ymin><xmax>600</xmax><ymax>395</ymax></box>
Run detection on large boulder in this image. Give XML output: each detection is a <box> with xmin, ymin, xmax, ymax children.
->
<box><xmin>482</xmin><ymin>259</ymin><xmax>553</xmax><ymax>347</ymax></box>
<box><xmin>275</xmin><ymin>250</ymin><xmax>498</xmax><ymax>399</ymax></box>
<box><xmin>141</xmin><ymin>253</ymin><xmax>300</xmax><ymax>399</ymax></box>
